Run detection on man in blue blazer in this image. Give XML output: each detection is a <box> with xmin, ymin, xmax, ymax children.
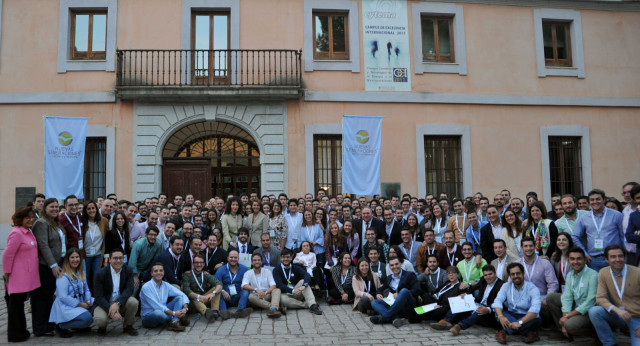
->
<box><xmin>154</xmin><ymin>235</ymin><xmax>185</xmax><ymax>288</ymax></box>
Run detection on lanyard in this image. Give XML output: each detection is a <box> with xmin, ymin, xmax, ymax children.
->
<box><xmin>560</xmin><ymin>255</ymin><xmax>569</xmax><ymax>280</ymax></box>
<box><xmin>436</xmin><ymin>281</ymin><xmax>456</xmax><ymax>299</ymax></box>
<box><xmin>523</xmin><ymin>256</ymin><xmax>538</xmax><ymax>281</ymax></box>
<box><xmin>281</xmin><ymin>264</ymin><xmax>292</xmax><ymax>283</ymax></box>
<box><xmin>509</xmin><ymin>284</ymin><xmax>522</xmax><ymax>310</ymax></box>
<box><xmin>447</xmin><ymin>245</ymin><xmax>457</xmax><ymax>267</ymax></box>
<box><xmin>531</xmin><ymin>220</ymin><xmax>542</xmax><ymax>239</ymax></box>
<box><xmin>227</xmin><ymin>264</ymin><xmax>238</xmax><ymax>283</ymax></box>
<box><xmin>610</xmin><ymin>265</ymin><xmax>627</xmax><ymax>304</ymax></box>
<box><xmin>65</xmin><ymin>213</ymin><xmax>82</xmax><ymax>236</ymax></box>
<box><xmin>497</xmin><ymin>257</ymin><xmax>507</xmax><ymax>280</ymax></box>
<box><xmin>192</xmin><ymin>271</ymin><xmax>204</xmax><ymax>292</ymax></box>
<box><xmin>470</xmin><ymin>227</ymin><xmax>480</xmax><ymax>245</ymax></box>
<box><xmin>117</xmin><ymin>229</ymin><xmax>126</xmax><ymax>250</ymax></box>
<box><xmin>401</xmin><ymin>241</ymin><xmax>414</xmax><ymax>260</ymax></box>
<box><xmin>370</xmin><ymin>263</ymin><xmax>381</xmax><ymax>276</ymax></box>
<box><xmin>154</xmin><ymin>282</ymin><xmax>164</xmax><ymax>302</ymax></box>
<box><xmin>429</xmin><ymin>268</ymin><xmax>441</xmax><ymax>288</ymax></box>
<box><xmin>206</xmin><ymin>247</ymin><xmax>217</xmax><ymax>266</ymax></box>
<box><xmin>364</xmin><ymin>280</ymin><xmax>371</xmax><ymax>293</ymax></box>
<box><xmin>88</xmin><ymin>222</ymin><xmax>98</xmax><ymax>243</ymax></box>
<box><xmin>563</xmin><ymin>217</ymin><xmax>574</xmax><ymax>233</ymax></box>
<box><xmin>434</xmin><ymin>219</ymin><xmax>443</xmax><ymax>234</ymax></box>
<box><xmin>254</xmin><ymin>270</ymin><xmax>264</xmax><ymax>289</ymax></box>
<box><xmin>591</xmin><ymin>208</ymin><xmax>608</xmax><ymax>238</ymax></box>
<box><xmin>571</xmin><ymin>270</ymin><xmax>585</xmax><ymax>298</ymax></box>
<box><xmin>462</xmin><ymin>259</ymin><xmax>474</xmax><ymax>282</ymax></box>
<box><xmin>455</xmin><ymin>214</ymin><xmax>466</xmax><ymax>235</ymax></box>
<box><xmin>426</xmin><ymin>243</ymin><xmax>437</xmax><ymax>256</ymax></box>
<box><xmin>264</xmin><ymin>251</ymin><xmax>270</xmax><ymax>265</ymax></box>
<box><xmin>341</xmin><ymin>271</ymin><xmax>348</xmax><ymax>285</ymax></box>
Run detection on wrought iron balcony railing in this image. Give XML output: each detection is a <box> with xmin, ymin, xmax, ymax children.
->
<box><xmin>116</xmin><ymin>49</ymin><xmax>302</xmax><ymax>88</ymax></box>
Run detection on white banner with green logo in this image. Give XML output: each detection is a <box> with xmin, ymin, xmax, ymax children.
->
<box><xmin>342</xmin><ymin>115</ymin><xmax>382</xmax><ymax>195</ymax></box>
<box><xmin>44</xmin><ymin>116</ymin><xmax>88</xmax><ymax>199</ymax></box>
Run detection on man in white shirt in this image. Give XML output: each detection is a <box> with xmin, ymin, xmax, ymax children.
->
<box><xmin>284</xmin><ymin>199</ymin><xmax>303</xmax><ymax>250</ymax></box>
<box><xmin>400</xmin><ymin>229</ymin><xmax>421</xmax><ymax>271</ymax></box>
<box><xmin>242</xmin><ymin>253</ymin><xmax>282</xmax><ymax>318</ymax></box>
<box><xmin>490</xmin><ymin>239</ymin><xmax>517</xmax><ymax>282</ymax></box>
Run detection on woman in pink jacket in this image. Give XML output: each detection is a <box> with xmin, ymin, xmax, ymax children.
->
<box><xmin>2</xmin><ymin>207</ymin><xmax>40</xmax><ymax>342</ymax></box>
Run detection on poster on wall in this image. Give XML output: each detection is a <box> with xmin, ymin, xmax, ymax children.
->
<box><xmin>44</xmin><ymin>116</ymin><xmax>88</xmax><ymax>199</ymax></box>
<box><xmin>362</xmin><ymin>0</ymin><xmax>411</xmax><ymax>91</ymax></box>
<box><xmin>342</xmin><ymin>115</ymin><xmax>382</xmax><ymax>195</ymax></box>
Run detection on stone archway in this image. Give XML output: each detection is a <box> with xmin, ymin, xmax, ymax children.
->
<box><xmin>132</xmin><ymin>102</ymin><xmax>287</xmax><ymax>201</ymax></box>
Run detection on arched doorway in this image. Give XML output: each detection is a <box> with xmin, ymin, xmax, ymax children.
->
<box><xmin>162</xmin><ymin>121</ymin><xmax>260</xmax><ymax>201</ymax></box>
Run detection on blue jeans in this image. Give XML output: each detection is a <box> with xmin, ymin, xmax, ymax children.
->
<box><xmin>141</xmin><ymin>296</ymin><xmax>182</xmax><ymax>328</ymax></box>
<box><xmin>371</xmin><ymin>288</ymin><xmax>416</xmax><ymax>323</ymax></box>
<box><xmin>588</xmin><ymin>256</ymin><xmax>608</xmax><ymax>272</ymax></box>
<box><xmin>59</xmin><ymin>311</ymin><xmax>92</xmax><ymax>329</ymax></box>
<box><xmin>219</xmin><ymin>289</ymin><xmax>250</xmax><ymax>311</ymax></box>
<box><xmin>85</xmin><ymin>256</ymin><xmax>101</xmax><ymax>292</ymax></box>
<box><xmin>589</xmin><ymin>306</ymin><xmax>640</xmax><ymax>346</ymax></box>
<box><xmin>499</xmin><ymin>311</ymin><xmax>541</xmax><ymax>335</ymax></box>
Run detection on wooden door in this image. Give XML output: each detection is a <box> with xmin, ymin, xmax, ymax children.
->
<box><xmin>162</xmin><ymin>159</ymin><xmax>211</xmax><ymax>202</ymax></box>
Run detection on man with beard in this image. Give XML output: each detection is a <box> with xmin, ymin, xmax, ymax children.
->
<box><xmin>154</xmin><ymin>236</ymin><xmax>185</xmax><ymax>288</ymax></box>
<box><xmin>555</xmin><ymin>195</ymin><xmax>587</xmax><ymax>236</ymax></box>
<box><xmin>129</xmin><ymin>226</ymin><xmax>163</xmax><ymax>289</ymax></box>
<box><xmin>214</xmin><ymin>250</ymin><xmax>253</xmax><ymax>318</ymax></box>
<box><xmin>510</xmin><ymin>198</ymin><xmax>526</xmax><ymax>221</ymax></box>
<box><xmin>182</xmin><ymin>254</ymin><xmax>225</xmax><ymax>323</ymax></box>
<box><xmin>437</xmin><ymin>231</ymin><xmax>464</xmax><ymax>270</ymax></box>
<box><xmin>416</xmin><ymin>229</ymin><xmax>444</xmax><ymax>274</ymax></box>
<box><xmin>158</xmin><ymin>221</ymin><xmax>177</xmax><ymax>251</ymax></box>
<box><xmin>480</xmin><ymin>205</ymin><xmax>503</xmax><ymax>262</ymax></box>
<box><xmin>417</xmin><ymin>254</ymin><xmax>447</xmax><ymax>301</ymax></box>
<box><xmin>447</xmin><ymin>199</ymin><xmax>470</xmax><ymax>246</ymax></box>
<box><xmin>130</xmin><ymin>211</ymin><xmax>158</xmax><ymax>245</ymax></box>
<box><xmin>492</xmin><ymin>263</ymin><xmax>542</xmax><ymax>344</ymax></box>
<box><xmin>204</xmin><ymin>234</ymin><xmax>227</xmax><ymax>275</ymax></box>
<box><xmin>494</xmin><ymin>194</ymin><xmax>506</xmax><ymax>216</ymax></box>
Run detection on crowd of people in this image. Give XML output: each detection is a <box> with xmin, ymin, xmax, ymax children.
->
<box><xmin>3</xmin><ymin>183</ymin><xmax>640</xmax><ymax>345</ymax></box>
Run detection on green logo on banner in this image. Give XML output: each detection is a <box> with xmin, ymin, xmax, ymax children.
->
<box><xmin>356</xmin><ymin>130</ymin><xmax>369</xmax><ymax>144</ymax></box>
<box><xmin>58</xmin><ymin>131</ymin><xmax>73</xmax><ymax>146</ymax></box>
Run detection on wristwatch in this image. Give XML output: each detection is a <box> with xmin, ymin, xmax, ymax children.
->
<box><xmin>518</xmin><ymin>320</ymin><xmax>523</xmax><ymax>326</ymax></box>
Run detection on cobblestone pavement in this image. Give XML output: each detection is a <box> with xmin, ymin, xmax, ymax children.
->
<box><xmin>1</xmin><ymin>290</ymin><xmax>631</xmax><ymax>345</ymax></box>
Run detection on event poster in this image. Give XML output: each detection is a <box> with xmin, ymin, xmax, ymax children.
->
<box><xmin>44</xmin><ymin>116</ymin><xmax>88</xmax><ymax>199</ymax></box>
<box><xmin>362</xmin><ymin>0</ymin><xmax>411</xmax><ymax>91</ymax></box>
<box><xmin>342</xmin><ymin>115</ymin><xmax>382</xmax><ymax>195</ymax></box>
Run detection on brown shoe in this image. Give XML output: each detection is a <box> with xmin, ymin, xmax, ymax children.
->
<box><xmin>523</xmin><ymin>332</ymin><xmax>540</xmax><ymax>344</ymax></box>
<box><xmin>449</xmin><ymin>324</ymin><xmax>461</xmax><ymax>336</ymax></box>
<box><xmin>234</xmin><ymin>307</ymin><xmax>253</xmax><ymax>318</ymax></box>
<box><xmin>123</xmin><ymin>325</ymin><xmax>138</xmax><ymax>336</ymax></box>
<box><xmin>179</xmin><ymin>315</ymin><xmax>190</xmax><ymax>326</ymax></box>
<box><xmin>218</xmin><ymin>310</ymin><xmax>231</xmax><ymax>320</ymax></box>
<box><xmin>496</xmin><ymin>330</ymin><xmax>507</xmax><ymax>344</ymax></box>
<box><xmin>167</xmin><ymin>321</ymin><xmax>185</xmax><ymax>332</ymax></box>
<box><xmin>266</xmin><ymin>308</ymin><xmax>281</xmax><ymax>318</ymax></box>
<box><xmin>430</xmin><ymin>320</ymin><xmax>452</xmax><ymax>330</ymax></box>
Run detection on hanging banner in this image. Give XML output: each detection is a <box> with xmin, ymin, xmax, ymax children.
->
<box><xmin>44</xmin><ymin>116</ymin><xmax>88</xmax><ymax>199</ymax></box>
<box><xmin>362</xmin><ymin>0</ymin><xmax>411</xmax><ymax>91</ymax></box>
<box><xmin>342</xmin><ymin>115</ymin><xmax>382</xmax><ymax>195</ymax></box>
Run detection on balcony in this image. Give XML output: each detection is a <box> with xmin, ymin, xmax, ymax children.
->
<box><xmin>116</xmin><ymin>49</ymin><xmax>303</xmax><ymax>102</ymax></box>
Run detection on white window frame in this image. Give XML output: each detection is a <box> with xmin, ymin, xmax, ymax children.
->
<box><xmin>304</xmin><ymin>0</ymin><xmax>360</xmax><ymax>73</ymax></box>
<box><xmin>540</xmin><ymin>125</ymin><xmax>592</xmax><ymax>207</ymax></box>
<box><xmin>534</xmin><ymin>8</ymin><xmax>585</xmax><ymax>78</ymax></box>
<box><xmin>57</xmin><ymin>0</ymin><xmax>117</xmax><ymax>73</ymax></box>
<box><xmin>416</xmin><ymin>124</ymin><xmax>471</xmax><ymax>198</ymax></box>
<box><xmin>412</xmin><ymin>2</ymin><xmax>467</xmax><ymax>75</ymax></box>
<box><xmin>305</xmin><ymin>123</ymin><xmax>342</xmax><ymax>194</ymax></box>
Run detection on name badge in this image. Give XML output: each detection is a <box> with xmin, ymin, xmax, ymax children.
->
<box><xmin>306</xmin><ymin>268</ymin><xmax>314</xmax><ymax>277</ymax></box>
<box><xmin>269</xmin><ymin>230</ymin><xmax>275</xmax><ymax>237</ymax></box>
<box><xmin>594</xmin><ymin>239</ymin><xmax>604</xmax><ymax>251</ymax></box>
<box><xmin>123</xmin><ymin>254</ymin><xmax>128</xmax><ymax>263</ymax></box>
<box><xmin>287</xmin><ymin>281</ymin><xmax>294</xmax><ymax>289</ymax></box>
<box><xmin>78</xmin><ymin>239</ymin><xmax>84</xmax><ymax>250</ymax></box>
<box><xmin>30</xmin><ymin>241</ymin><xmax>35</xmax><ymax>246</ymax></box>
<box><xmin>86</xmin><ymin>247</ymin><xmax>96</xmax><ymax>256</ymax></box>
<box><xmin>459</xmin><ymin>239</ymin><xmax>464</xmax><ymax>246</ymax></box>
<box><xmin>229</xmin><ymin>285</ymin><xmax>237</xmax><ymax>296</ymax></box>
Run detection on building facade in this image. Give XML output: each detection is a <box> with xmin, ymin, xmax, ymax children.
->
<box><xmin>1</xmin><ymin>0</ymin><xmax>639</xmax><ymax>236</ymax></box>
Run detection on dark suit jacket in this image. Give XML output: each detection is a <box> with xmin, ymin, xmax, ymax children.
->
<box><xmin>353</xmin><ymin>217</ymin><xmax>386</xmax><ymax>243</ymax></box>
<box><xmin>253</xmin><ymin>246</ymin><xmax>281</xmax><ymax>267</ymax></box>
<box><xmin>154</xmin><ymin>249</ymin><xmax>185</xmax><ymax>286</ymax></box>
<box><xmin>383</xmin><ymin>221</ymin><xmax>403</xmax><ymax>246</ymax></box>
<box><xmin>229</xmin><ymin>242</ymin><xmax>256</xmax><ymax>255</ymax></box>
<box><xmin>204</xmin><ymin>247</ymin><xmax>227</xmax><ymax>275</ymax></box>
<box><xmin>93</xmin><ymin>264</ymin><xmax>135</xmax><ymax>312</ymax></box>
<box><xmin>437</xmin><ymin>245</ymin><xmax>464</xmax><ymax>270</ymax></box>
<box><xmin>480</xmin><ymin>223</ymin><xmax>498</xmax><ymax>263</ymax></box>
<box><xmin>471</xmin><ymin>277</ymin><xmax>504</xmax><ymax>308</ymax></box>
<box><xmin>272</xmin><ymin>264</ymin><xmax>311</xmax><ymax>294</ymax></box>
<box><xmin>376</xmin><ymin>270</ymin><xmax>422</xmax><ymax>299</ymax></box>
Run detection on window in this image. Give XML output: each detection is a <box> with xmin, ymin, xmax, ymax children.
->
<box><xmin>533</xmin><ymin>9</ymin><xmax>584</xmax><ymax>78</ymax></box>
<box><xmin>313</xmin><ymin>12</ymin><xmax>348</xmax><ymax>60</ymax></box>
<box><xmin>71</xmin><ymin>11</ymin><xmax>107</xmax><ymax>60</ymax></box>
<box><xmin>548</xmin><ymin>136</ymin><xmax>583</xmax><ymax>196</ymax></box>
<box><xmin>421</xmin><ymin>16</ymin><xmax>454</xmax><ymax>63</ymax></box>
<box><xmin>411</xmin><ymin>3</ymin><xmax>467</xmax><ymax>75</ymax></box>
<box><xmin>57</xmin><ymin>0</ymin><xmax>117</xmax><ymax>72</ymax></box>
<box><xmin>314</xmin><ymin>135</ymin><xmax>342</xmax><ymax>196</ymax></box>
<box><xmin>192</xmin><ymin>12</ymin><xmax>230</xmax><ymax>83</ymax></box>
<box><xmin>424</xmin><ymin>136</ymin><xmax>462</xmax><ymax>198</ymax></box>
<box><xmin>84</xmin><ymin>137</ymin><xmax>106</xmax><ymax>201</ymax></box>
<box><xmin>543</xmin><ymin>21</ymin><xmax>571</xmax><ymax>67</ymax></box>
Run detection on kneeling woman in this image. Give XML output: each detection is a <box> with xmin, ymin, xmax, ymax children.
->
<box><xmin>328</xmin><ymin>252</ymin><xmax>356</xmax><ymax>305</ymax></box>
<box><xmin>352</xmin><ymin>258</ymin><xmax>381</xmax><ymax>314</ymax></box>
<box><xmin>49</xmin><ymin>248</ymin><xmax>94</xmax><ymax>338</ymax></box>
<box><xmin>421</xmin><ymin>266</ymin><xmax>463</xmax><ymax>322</ymax></box>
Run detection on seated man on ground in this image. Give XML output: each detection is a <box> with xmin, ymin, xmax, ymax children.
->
<box><xmin>182</xmin><ymin>254</ymin><xmax>225</xmax><ymax>323</ymax></box>
<box><xmin>272</xmin><ymin>248</ymin><xmax>323</xmax><ymax>315</ymax></box>
<box><xmin>370</xmin><ymin>257</ymin><xmax>423</xmax><ymax>328</ymax></box>
<box><xmin>139</xmin><ymin>262</ymin><xmax>190</xmax><ymax>332</ymax></box>
<box><xmin>213</xmin><ymin>249</ymin><xmax>253</xmax><ymax>318</ymax></box>
<box><xmin>241</xmin><ymin>253</ymin><xmax>283</xmax><ymax>318</ymax></box>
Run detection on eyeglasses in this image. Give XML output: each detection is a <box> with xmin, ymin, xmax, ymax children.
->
<box><xmin>193</xmin><ymin>261</ymin><xmax>205</xmax><ymax>265</ymax></box>
<box><xmin>111</xmin><ymin>256</ymin><xmax>124</xmax><ymax>261</ymax></box>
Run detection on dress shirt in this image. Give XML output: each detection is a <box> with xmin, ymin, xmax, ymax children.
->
<box><xmin>242</xmin><ymin>268</ymin><xmax>276</xmax><ymax>290</ymax></box>
<box><xmin>283</xmin><ymin>212</ymin><xmax>303</xmax><ymax>249</ymax></box>
<box><xmin>480</xmin><ymin>281</ymin><xmax>497</xmax><ymax>306</ymax></box>
<box><xmin>556</xmin><ymin>210</ymin><xmax>587</xmax><ymax>235</ymax></box>
<box><xmin>390</xmin><ymin>272</ymin><xmax>401</xmax><ymax>292</ymax></box>
<box><xmin>110</xmin><ymin>266</ymin><xmax>121</xmax><ymax>302</ymax></box>
<box><xmin>492</xmin><ymin>280</ymin><xmax>541</xmax><ymax>315</ymax></box>
<box><xmin>140</xmin><ymin>280</ymin><xmax>188</xmax><ymax>317</ymax></box>
<box><xmin>517</xmin><ymin>256</ymin><xmax>559</xmax><ymax>297</ymax></box>
<box><xmin>572</xmin><ymin>208</ymin><xmax>624</xmax><ymax>257</ymax></box>
<box><xmin>560</xmin><ymin>266</ymin><xmax>597</xmax><ymax>314</ymax></box>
